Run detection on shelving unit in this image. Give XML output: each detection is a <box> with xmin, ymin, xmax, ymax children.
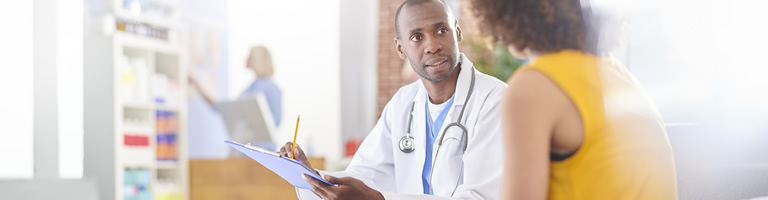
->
<box><xmin>85</xmin><ymin>0</ymin><xmax>186</xmax><ymax>200</ymax></box>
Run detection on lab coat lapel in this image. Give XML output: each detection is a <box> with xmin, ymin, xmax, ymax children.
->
<box><xmin>453</xmin><ymin>53</ymin><xmax>474</xmax><ymax>108</ymax></box>
<box><xmin>429</xmin><ymin>55</ymin><xmax>473</xmax><ymax>190</ymax></box>
<box><xmin>411</xmin><ymin>81</ymin><xmax>428</xmax><ymax>178</ymax></box>
<box><xmin>434</xmin><ymin>54</ymin><xmax>473</xmax><ymax>154</ymax></box>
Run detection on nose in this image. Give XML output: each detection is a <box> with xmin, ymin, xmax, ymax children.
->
<box><xmin>424</xmin><ymin>37</ymin><xmax>442</xmax><ymax>55</ymax></box>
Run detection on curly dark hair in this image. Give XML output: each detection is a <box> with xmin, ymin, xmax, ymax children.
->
<box><xmin>470</xmin><ymin>0</ymin><xmax>588</xmax><ymax>54</ymax></box>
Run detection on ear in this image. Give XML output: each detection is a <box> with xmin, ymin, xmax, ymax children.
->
<box><xmin>456</xmin><ymin>25</ymin><xmax>464</xmax><ymax>42</ymax></box>
<box><xmin>394</xmin><ymin>37</ymin><xmax>407</xmax><ymax>59</ymax></box>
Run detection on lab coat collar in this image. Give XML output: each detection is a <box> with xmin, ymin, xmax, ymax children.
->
<box><xmin>453</xmin><ymin>53</ymin><xmax>474</xmax><ymax>106</ymax></box>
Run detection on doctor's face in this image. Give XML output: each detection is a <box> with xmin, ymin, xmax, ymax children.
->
<box><xmin>395</xmin><ymin>1</ymin><xmax>463</xmax><ymax>83</ymax></box>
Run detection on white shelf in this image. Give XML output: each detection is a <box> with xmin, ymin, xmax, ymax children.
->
<box><xmin>123</xmin><ymin>163</ymin><xmax>155</xmax><ymax>169</ymax></box>
<box><xmin>114</xmin><ymin>32</ymin><xmax>176</xmax><ymax>52</ymax></box>
<box><xmin>156</xmin><ymin>161</ymin><xmax>180</xmax><ymax>169</ymax></box>
<box><xmin>155</xmin><ymin>104</ymin><xmax>180</xmax><ymax>112</ymax></box>
<box><xmin>121</xmin><ymin>146</ymin><xmax>156</xmax><ymax>167</ymax></box>
<box><xmin>147</xmin><ymin>0</ymin><xmax>181</xmax><ymax>8</ymax></box>
<box><xmin>114</xmin><ymin>8</ymin><xmax>179</xmax><ymax>29</ymax></box>
<box><xmin>85</xmin><ymin>1</ymin><xmax>188</xmax><ymax>197</ymax></box>
<box><xmin>123</xmin><ymin>102</ymin><xmax>154</xmax><ymax>110</ymax></box>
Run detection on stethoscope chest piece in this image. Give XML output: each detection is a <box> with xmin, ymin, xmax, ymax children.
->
<box><xmin>399</xmin><ymin>135</ymin><xmax>415</xmax><ymax>153</ymax></box>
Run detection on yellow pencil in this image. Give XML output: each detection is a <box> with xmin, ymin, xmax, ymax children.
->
<box><xmin>291</xmin><ymin>115</ymin><xmax>300</xmax><ymax>159</ymax></box>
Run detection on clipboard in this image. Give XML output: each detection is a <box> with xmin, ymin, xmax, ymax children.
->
<box><xmin>225</xmin><ymin>140</ymin><xmax>332</xmax><ymax>190</ymax></box>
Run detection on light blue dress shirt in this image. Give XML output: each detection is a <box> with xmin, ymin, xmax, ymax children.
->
<box><xmin>238</xmin><ymin>77</ymin><xmax>282</xmax><ymax>126</ymax></box>
<box><xmin>422</xmin><ymin>94</ymin><xmax>455</xmax><ymax>194</ymax></box>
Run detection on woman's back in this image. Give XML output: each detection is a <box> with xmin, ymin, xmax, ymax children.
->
<box><xmin>520</xmin><ymin>50</ymin><xmax>677</xmax><ymax>199</ymax></box>
<box><xmin>240</xmin><ymin>77</ymin><xmax>282</xmax><ymax>126</ymax></box>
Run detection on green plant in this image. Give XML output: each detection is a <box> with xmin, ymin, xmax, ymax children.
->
<box><xmin>465</xmin><ymin>37</ymin><xmax>525</xmax><ymax>82</ymax></box>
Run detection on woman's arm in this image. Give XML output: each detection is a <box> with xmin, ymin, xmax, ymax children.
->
<box><xmin>500</xmin><ymin>70</ymin><xmax>564</xmax><ymax>200</ymax></box>
<box><xmin>188</xmin><ymin>74</ymin><xmax>216</xmax><ymax>108</ymax></box>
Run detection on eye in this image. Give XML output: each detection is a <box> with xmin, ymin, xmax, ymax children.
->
<box><xmin>437</xmin><ymin>27</ymin><xmax>448</xmax><ymax>34</ymax></box>
<box><xmin>410</xmin><ymin>34</ymin><xmax>422</xmax><ymax>42</ymax></box>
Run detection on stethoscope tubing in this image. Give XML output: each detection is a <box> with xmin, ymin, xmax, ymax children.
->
<box><xmin>429</xmin><ymin>68</ymin><xmax>475</xmax><ymax>195</ymax></box>
<box><xmin>400</xmin><ymin>68</ymin><xmax>476</xmax><ymax>195</ymax></box>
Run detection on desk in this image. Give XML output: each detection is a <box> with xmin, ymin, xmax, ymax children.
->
<box><xmin>190</xmin><ymin>157</ymin><xmax>325</xmax><ymax>200</ymax></box>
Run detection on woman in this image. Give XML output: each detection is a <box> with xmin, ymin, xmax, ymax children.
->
<box><xmin>470</xmin><ymin>0</ymin><xmax>677</xmax><ymax>199</ymax></box>
<box><xmin>190</xmin><ymin>46</ymin><xmax>283</xmax><ymax>126</ymax></box>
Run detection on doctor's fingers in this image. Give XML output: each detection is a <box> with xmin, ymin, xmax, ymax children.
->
<box><xmin>304</xmin><ymin>174</ymin><xmax>338</xmax><ymax>199</ymax></box>
<box><xmin>295</xmin><ymin>145</ymin><xmax>308</xmax><ymax>159</ymax></box>
<box><xmin>279</xmin><ymin>142</ymin><xmax>296</xmax><ymax>157</ymax></box>
<box><xmin>323</xmin><ymin>175</ymin><xmax>358</xmax><ymax>185</ymax></box>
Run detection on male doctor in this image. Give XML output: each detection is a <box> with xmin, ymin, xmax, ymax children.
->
<box><xmin>279</xmin><ymin>0</ymin><xmax>506</xmax><ymax>199</ymax></box>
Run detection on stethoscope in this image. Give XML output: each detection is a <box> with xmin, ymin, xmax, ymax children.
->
<box><xmin>398</xmin><ymin>67</ymin><xmax>476</xmax><ymax>195</ymax></box>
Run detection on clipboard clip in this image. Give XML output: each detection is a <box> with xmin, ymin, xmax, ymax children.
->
<box><xmin>244</xmin><ymin>142</ymin><xmax>283</xmax><ymax>157</ymax></box>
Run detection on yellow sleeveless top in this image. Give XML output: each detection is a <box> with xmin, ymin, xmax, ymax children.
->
<box><xmin>519</xmin><ymin>50</ymin><xmax>678</xmax><ymax>199</ymax></box>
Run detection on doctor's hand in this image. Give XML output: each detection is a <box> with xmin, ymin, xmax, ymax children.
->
<box><xmin>278</xmin><ymin>142</ymin><xmax>319</xmax><ymax>176</ymax></box>
<box><xmin>303</xmin><ymin>174</ymin><xmax>385</xmax><ymax>200</ymax></box>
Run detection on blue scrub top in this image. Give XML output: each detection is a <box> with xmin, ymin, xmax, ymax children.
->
<box><xmin>422</xmin><ymin>94</ymin><xmax>455</xmax><ymax>194</ymax></box>
<box><xmin>239</xmin><ymin>77</ymin><xmax>283</xmax><ymax>126</ymax></box>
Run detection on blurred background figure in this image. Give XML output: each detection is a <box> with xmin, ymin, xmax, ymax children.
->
<box><xmin>188</xmin><ymin>45</ymin><xmax>282</xmax><ymax>155</ymax></box>
<box><xmin>189</xmin><ymin>45</ymin><xmax>283</xmax><ymax>127</ymax></box>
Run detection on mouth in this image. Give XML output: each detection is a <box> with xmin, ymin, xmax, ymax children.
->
<box><xmin>425</xmin><ymin>59</ymin><xmax>448</xmax><ymax>68</ymax></box>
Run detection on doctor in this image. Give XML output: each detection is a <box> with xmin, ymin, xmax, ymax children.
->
<box><xmin>279</xmin><ymin>0</ymin><xmax>506</xmax><ymax>199</ymax></box>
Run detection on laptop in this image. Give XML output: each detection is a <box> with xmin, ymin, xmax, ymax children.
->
<box><xmin>214</xmin><ymin>94</ymin><xmax>277</xmax><ymax>155</ymax></box>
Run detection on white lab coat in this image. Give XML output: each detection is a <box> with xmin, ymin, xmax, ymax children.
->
<box><xmin>297</xmin><ymin>54</ymin><xmax>507</xmax><ymax>199</ymax></box>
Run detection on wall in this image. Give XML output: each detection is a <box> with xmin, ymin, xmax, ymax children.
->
<box><xmin>227</xmin><ymin>0</ymin><xmax>343</xmax><ymax>160</ymax></box>
<box><xmin>339</xmin><ymin>0</ymin><xmax>379</xmax><ymax>143</ymax></box>
<box><xmin>376</xmin><ymin>0</ymin><xmax>408</xmax><ymax>117</ymax></box>
<box><xmin>0</xmin><ymin>0</ymin><xmax>34</xmax><ymax>179</ymax></box>
<box><xmin>0</xmin><ymin>1</ymin><xmax>97</xmax><ymax>199</ymax></box>
<box><xmin>0</xmin><ymin>0</ymin><xmax>85</xmax><ymax>180</ymax></box>
<box><xmin>183</xmin><ymin>0</ymin><xmax>231</xmax><ymax>159</ymax></box>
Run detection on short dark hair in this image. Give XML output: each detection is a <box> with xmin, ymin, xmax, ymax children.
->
<box><xmin>395</xmin><ymin>0</ymin><xmax>448</xmax><ymax>39</ymax></box>
<box><xmin>470</xmin><ymin>0</ymin><xmax>588</xmax><ymax>54</ymax></box>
